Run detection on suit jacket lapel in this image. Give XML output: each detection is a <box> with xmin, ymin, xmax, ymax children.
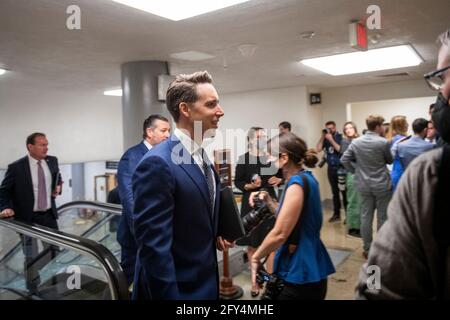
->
<box><xmin>170</xmin><ymin>137</ymin><xmax>212</xmax><ymax>214</ymax></box>
<box><xmin>45</xmin><ymin>157</ymin><xmax>58</xmax><ymax>191</ymax></box>
<box><xmin>212</xmin><ymin>165</ymin><xmax>221</xmax><ymax>233</ymax></box>
<box><xmin>22</xmin><ymin>156</ymin><xmax>34</xmax><ymax>202</ymax></box>
<box><xmin>139</xmin><ymin>141</ymin><xmax>148</xmax><ymax>156</ymax></box>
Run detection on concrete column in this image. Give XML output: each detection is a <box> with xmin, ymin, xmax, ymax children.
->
<box><xmin>121</xmin><ymin>61</ymin><xmax>170</xmax><ymax>150</ymax></box>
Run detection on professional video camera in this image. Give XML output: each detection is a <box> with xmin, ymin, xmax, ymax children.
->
<box><xmin>241</xmin><ymin>189</ymin><xmax>273</xmax><ymax>234</ymax></box>
<box><xmin>256</xmin><ymin>265</ymin><xmax>284</xmax><ymax>300</ymax></box>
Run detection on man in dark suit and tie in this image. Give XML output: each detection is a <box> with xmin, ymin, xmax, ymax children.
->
<box><xmin>0</xmin><ymin>132</ymin><xmax>62</xmax><ymax>291</ymax></box>
<box><xmin>131</xmin><ymin>71</ymin><xmax>233</xmax><ymax>300</ymax></box>
<box><xmin>117</xmin><ymin>114</ymin><xmax>171</xmax><ymax>286</ymax></box>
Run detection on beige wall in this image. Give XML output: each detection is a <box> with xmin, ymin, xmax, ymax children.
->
<box><xmin>0</xmin><ymin>90</ymin><xmax>123</xmax><ymax>168</ymax></box>
<box><xmin>350</xmin><ymin>96</ymin><xmax>435</xmax><ymax>135</ymax></box>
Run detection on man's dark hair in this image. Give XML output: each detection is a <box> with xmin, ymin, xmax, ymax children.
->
<box><xmin>279</xmin><ymin>121</ymin><xmax>291</xmax><ymax>131</ymax></box>
<box><xmin>142</xmin><ymin>114</ymin><xmax>169</xmax><ymax>139</ymax></box>
<box><xmin>26</xmin><ymin>132</ymin><xmax>46</xmax><ymax>146</ymax></box>
<box><xmin>166</xmin><ymin>71</ymin><xmax>213</xmax><ymax>122</ymax></box>
<box><xmin>412</xmin><ymin>118</ymin><xmax>429</xmax><ymax>134</ymax></box>
<box><xmin>366</xmin><ymin>115</ymin><xmax>385</xmax><ymax>131</ymax></box>
<box><xmin>325</xmin><ymin>121</ymin><xmax>336</xmax><ymax>127</ymax></box>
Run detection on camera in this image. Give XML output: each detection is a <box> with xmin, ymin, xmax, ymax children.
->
<box><xmin>256</xmin><ymin>266</ymin><xmax>284</xmax><ymax>300</ymax></box>
<box><xmin>322</xmin><ymin>128</ymin><xmax>331</xmax><ymax>134</ymax></box>
<box><xmin>251</xmin><ymin>173</ymin><xmax>260</xmax><ymax>184</ymax></box>
<box><xmin>241</xmin><ymin>190</ymin><xmax>273</xmax><ymax>234</ymax></box>
<box><xmin>318</xmin><ymin>154</ymin><xmax>327</xmax><ymax>168</ymax></box>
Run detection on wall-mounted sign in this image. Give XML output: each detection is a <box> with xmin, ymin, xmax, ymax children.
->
<box><xmin>105</xmin><ymin>161</ymin><xmax>119</xmax><ymax>170</ymax></box>
<box><xmin>310</xmin><ymin>93</ymin><xmax>322</xmax><ymax>105</ymax></box>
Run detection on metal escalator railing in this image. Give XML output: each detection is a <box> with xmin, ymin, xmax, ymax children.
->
<box><xmin>57</xmin><ymin>201</ymin><xmax>122</xmax><ymax>216</ymax></box>
<box><xmin>0</xmin><ymin>201</ymin><xmax>123</xmax><ymax>266</ymax></box>
<box><xmin>0</xmin><ymin>218</ymin><xmax>129</xmax><ymax>300</ymax></box>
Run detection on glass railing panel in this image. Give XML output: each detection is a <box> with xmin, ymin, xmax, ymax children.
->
<box><xmin>0</xmin><ymin>222</ymin><xmax>124</xmax><ymax>300</ymax></box>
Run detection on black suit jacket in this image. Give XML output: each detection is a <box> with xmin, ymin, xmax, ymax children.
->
<box><xmin>0</xmin><ymin>155</ymin><xmax>60</xmax><ymax>223</ymax></box>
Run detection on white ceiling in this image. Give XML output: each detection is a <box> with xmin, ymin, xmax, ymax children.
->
<box><xmin>0</xmin><ymin>0</ymin><xmax>449</xmax><ymax>96</ymax></box>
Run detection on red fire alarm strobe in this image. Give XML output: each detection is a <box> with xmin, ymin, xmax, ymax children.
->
<box><xmin>349</xmin><ymin>22</ymin><xmax>368</xmax><ymax>51</ymax></box>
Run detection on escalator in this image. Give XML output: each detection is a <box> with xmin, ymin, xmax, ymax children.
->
<box><xmin>0</xmin><ymin>201</ymin><xmax>247</xmax><ymax>300</ymax></box>
<box><xmin>0</xmin><ymin>202</ymin><xmax>128</xmax><ymax>300</ymax></box>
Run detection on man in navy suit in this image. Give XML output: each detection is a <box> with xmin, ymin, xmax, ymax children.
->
<box><xmin>117</xmin><ymin>114</ymin><xmax>171</xmax><ymax>286</ymax></box>
<box><xmin>131</xmin><ymin>71</ymin><xmax>233</xmax><ymax>300</ymax></box>
<box><xmin>0</xmin><ymin>132</ymin><xmax>62</xmax><ymax>291</ymax></box>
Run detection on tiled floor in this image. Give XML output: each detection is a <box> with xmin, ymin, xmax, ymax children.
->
<box><xmin>230</xmin><ymin>209</ymin><xmax>366</xmax><ymax>300</ymax></box>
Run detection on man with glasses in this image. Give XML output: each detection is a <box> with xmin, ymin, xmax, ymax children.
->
<box><xmin>357</xmin><ymin>29</ymin><xmax>450</xmax><ymax>299</ymax></box>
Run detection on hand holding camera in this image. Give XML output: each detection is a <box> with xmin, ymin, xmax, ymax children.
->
<box><xmin>248</xmin><ymin>189</ymin><xmax>270</xmax><ymax>208</ymax></box>
<box><xmin>268</xmin><ymin>176</ymin><xmax>282</xmax><ymax>186</ymax></box>
<box><xmin>242</xmin><ymin>190</ymin><xmax>277</xmax><ymax>234</ymax></box>
<box><xmin>245</xmin><ymin>174</ymin><xmax>262</xmax><ymax>191</ymax></box>
<box><xmin>251</xmin><ymin>261</ymin><xmax>284</xmax><ymax>300</ymax></box>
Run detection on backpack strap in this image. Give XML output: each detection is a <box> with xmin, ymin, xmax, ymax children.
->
<box><xmin>434</xmin><ymin>145</ymin><xmax>450</xmax><ymax>299</ymax></box>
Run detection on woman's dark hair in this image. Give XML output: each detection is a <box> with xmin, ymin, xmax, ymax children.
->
<box><xmin>269</xmin><ymin>132</ymin><xmax>318</xmax><ymax>168</ymax></box>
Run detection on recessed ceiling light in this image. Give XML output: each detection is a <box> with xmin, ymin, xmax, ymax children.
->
<box><xmin>170</xmin><ymin>51</ymin><xmax>215</xmax><ymax>61</ymax></box>
<box><xmin>0</xmin><ymin>69</ymin><xmax>6</xmax><ymax>76</ymax></box>
<box><xmin>110</xmin><ymin>0</ymin><xmax>250</xmax><ymax>21</ymax></box>
<box><xmin>301</xmin><ymin>44</ymin><xmax>423</xmax><ymax>76</ymax></box>
<box><xmin>104</xmin><ymin>89</ymin><xmax>122</xmax><ymax>96</ymax></box>
<box><xmin>300</xmin><ymin>31</ymin><xmax>315</xmax><ymax>39</ymax></box>
<box><xmin>238</xmin><ymin>44</ymin><xmax>257</xmax><ymax>57</ymax></box>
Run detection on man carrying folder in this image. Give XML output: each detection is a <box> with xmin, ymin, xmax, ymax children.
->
<box><xmin>132</xmin><ymin>71</ymin><xmax>234</xmax><ymax>300</ymax></box>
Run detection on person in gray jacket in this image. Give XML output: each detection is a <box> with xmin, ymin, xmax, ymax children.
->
<box><xmin>341</xmin><ymin>115</ymin><xmax>393</xmax><ymax>258</ymax></box>
<box><xmin>356</xmin><ymin>28</ymin><xmax>450</xmax><ymax>300</ymax></box>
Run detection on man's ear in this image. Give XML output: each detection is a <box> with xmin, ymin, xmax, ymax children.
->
<box><xmin>179</xmin><ymin>102</ymin><xmax>191</xmax><ymax>119</ymax></box>
<box><xmin>146</xmin><ymin>127</ymin><xmax>153</xmax><ymax>139</ymax></box>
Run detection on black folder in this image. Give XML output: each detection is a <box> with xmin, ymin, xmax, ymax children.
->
<box><xmin>218</xmin><ymin>186</ymin><xmax>245</xmax><ymax>242</ymax></box>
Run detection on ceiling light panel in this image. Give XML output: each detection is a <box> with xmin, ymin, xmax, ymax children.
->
<box><xmin>300</xmin><ymin>45</ymin><xmax>423</xmax><ymax>76</ymax></box>
<box><xmin>110</xmin><ymin>0</ymin><xmax>250</xmax><ymax>21</ymax></box>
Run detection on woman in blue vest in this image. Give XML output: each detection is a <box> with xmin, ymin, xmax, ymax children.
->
<box><xmin>250</xmin><ymin>132</ymin><xmax>335</xmax><ymax>300</ymax></box>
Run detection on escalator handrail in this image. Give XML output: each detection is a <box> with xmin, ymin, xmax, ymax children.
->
<box><xmin>57</xmin><ymin>201</ymin><xmax>122</xmax><ymax>216</ymax></box>
<box><xmin>0</xmin><ymin>218</ymin><xmax>129</xmax><ymax>300</ymax></box>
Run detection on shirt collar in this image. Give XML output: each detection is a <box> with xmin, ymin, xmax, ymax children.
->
<box><xmin>28</xmin><ymin>154</ymin><xmax>43</xmax><ymax>164</ymax></box>
<box><xmin>174</xmin><ymin>127</ymin><xmax>203</xmax><ymax>156</ymax></box>
<box><xmin>143</xmin><ymin>139</ymin><xmax>153</xmax><ymax>150</ymax></box>
<box><xmin>411</xmin><ymin>135</ymin><xmax>424</xmax><ymax>141</ymax></box>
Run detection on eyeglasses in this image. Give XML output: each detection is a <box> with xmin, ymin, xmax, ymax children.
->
<box><xmin>424</xmin><ymin>65</ymin><xmax>450</xmax><ymax>91</ymax></box>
